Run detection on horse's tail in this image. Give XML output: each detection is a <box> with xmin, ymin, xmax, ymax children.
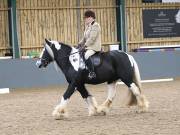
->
<box><xmin>130</xmin><ymin>55</ymin><xmax>149</xmax><ymax>110</ymax></box>
<box><xmin>126</xmin><ymin>55</ymin><xmax>141</xmax><ymax>106</ymax></box>
<box><xmin>131</xmin><ymin>55</ymin><xmax>142</xmax><ymax>93</ymax></box>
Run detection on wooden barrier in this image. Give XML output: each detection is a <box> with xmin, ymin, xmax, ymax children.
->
<box><xmin>0</xmin><ymin>0</ymin><xmax>10</xmax><ymax>56</ymax></box>
<box><xmin>16</xmin><ymin>0</ymin><xmax>118</xmax><ymax>56</ymax></box>
<box><xmin>1</xmin><ymin>0</ymin><xmax>180</xmax><ymax>57</ymax></box>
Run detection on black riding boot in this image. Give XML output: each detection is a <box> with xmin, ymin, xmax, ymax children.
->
<box><xmin>85</xmin><ymin>58</ymin><xmax>96</xmax><ymax>79</ymax></box>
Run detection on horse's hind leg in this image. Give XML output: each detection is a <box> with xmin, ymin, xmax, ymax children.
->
<box><xmin>97</xmin><ymin>82</ymin><xmax>116</xmax><ymax>115</ymax></box>
<box><xmin>128</xmin><ymin>82</ymin><xmax>149</xmax><ymax>112</ymax></box>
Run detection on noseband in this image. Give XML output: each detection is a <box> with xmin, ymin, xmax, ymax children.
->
<box><xmin>40</xmin><ymin>58</ymin><xmax>50</xmax><ymax>65</ymax></box>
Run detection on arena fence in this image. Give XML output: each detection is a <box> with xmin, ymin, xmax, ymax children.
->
<box><xmin>0</xmin><ymin>0</ymin><xmax>180</xmax><ymax>57</ymax></box>
<box><xmin>0</xmin><ymin>0</ymin><xmax>10</xmax><ymax>57</ymax></box>
<box><xmin>0</xmin><ymin>0</ymin><xmax>118</xmax><ymax>57</ymax></box>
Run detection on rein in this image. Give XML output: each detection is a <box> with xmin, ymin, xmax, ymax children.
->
<box><xmin>58</xmin><ymin>50</ymin><xmax>84</xmax><ymax>60</ymax></box>
<box><xmin>39</xmin><ymin>50</ymin><xmax>81</xmax><ymax>65</ymax></box>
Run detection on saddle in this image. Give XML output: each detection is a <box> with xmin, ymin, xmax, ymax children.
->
<box><xmin>78</xmin><ymin>47</ymin><xmax>103</xmax><ymax>68</ymax></box>
<box><xmin>89</xmin><ymin>52</ymin><xmax>103</xmax><ymax>67</ymax></box>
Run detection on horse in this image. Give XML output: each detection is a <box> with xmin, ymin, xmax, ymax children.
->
<box><xmin>36</xmin><ymin>39</ymin><xmax>149</xmax><ymax>119</ymax></box>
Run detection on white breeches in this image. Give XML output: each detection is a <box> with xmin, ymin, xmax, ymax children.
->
<box><xmin>85</xmin><ymin>50</ymin><xmax>96</xmax><ymax>60</ymax></box>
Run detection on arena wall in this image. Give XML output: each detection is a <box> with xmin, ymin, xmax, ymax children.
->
<box><xmin>0</xmin><ymin>0</ymin><xmax>180</xmax><ymax>88</ymax></box>
<box><xmin>0</xmin><ymin>51</ymin><xmax>180</xmax><ymax>88</ymax></box>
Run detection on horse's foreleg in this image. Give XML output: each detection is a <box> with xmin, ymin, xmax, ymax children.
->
<box><xmin>77</xmin><ymin>85</ymin><xmax>98</xmax><ymax>116</ymax></box>
<box><xmin>129</xmin><ymin>83</ymin><xmax>149</xmax><ymax>112</ymax></box>
<box><xmin>85</xmin><ymin>96</ymin><xmax>98</xmax><ymax>116</ymax></box>
<box><xmin>52</xmin><ymin>84</ymin><xmax>75</xmax><ymax>120</ymax></box>
<box><xmin>97</xmin><ymin>82</ymin><xmax>116</xmax><ymax>115</ymax></box>
<box><xmin>52</xmin><ymin>96</ymin><xmax>69</xmax><ymax>119</ymax></box>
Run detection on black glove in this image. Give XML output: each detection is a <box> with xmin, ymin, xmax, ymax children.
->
<box><xmin>79</xmin><ymin>45</ymin><xmax>86</xmax><ymax>52</ymax></box>
<box><xmin>77</xmin><ymin>43</ymin><xmax>83</xmax><ymax>49</ymax></box>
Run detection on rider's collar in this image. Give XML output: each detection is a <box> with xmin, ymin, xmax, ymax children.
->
<box><xmin>87</xmin><ymin>21</ymin><xmax>95</xmax><ymax>27</ymax></box>
<box><xmin>91</xmin><ymin>21</ymin><xmax>95</xmax><ymax>25</ymax></box>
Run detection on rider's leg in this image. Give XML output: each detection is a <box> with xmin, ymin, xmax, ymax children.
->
<box><xmin>85</xmin><ymin>50</ymin><xmax>96</xmax><ymax>79</ymax></box>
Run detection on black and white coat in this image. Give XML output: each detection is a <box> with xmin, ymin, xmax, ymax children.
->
<box><xmin>36</xmin><ymin>39</ymin><xmax>149</xmax><ymax>119</ymax></box>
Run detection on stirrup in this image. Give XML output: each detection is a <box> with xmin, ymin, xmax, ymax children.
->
<box><xmin>88</xmin><ymin>72</ymin><xmax>96</xmax><ymax>79</ymax></box>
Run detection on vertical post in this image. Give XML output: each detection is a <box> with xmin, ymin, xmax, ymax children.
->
<box><xmin>8</xmin><ymin>0</ymin><xmax>20</xmax><ymax>58</ymax></box>
<box><xmin>116</xmin><ymin>0</ymin><xmax>121</xmax><ymax>50</ymax></box>
<box><xmin>116</xmin><ymin>0</ymin><xmax>127</xmax><ymax>52</ymax></box>
<box><xmin>120</xmin><ymin>0</ymin><xmax>127</xmax><ymax>52</ymax></box>
<box><xmin>76</xmin><ymin>0</ymin><xmax>81</xmax><ymax>42</ymax></box>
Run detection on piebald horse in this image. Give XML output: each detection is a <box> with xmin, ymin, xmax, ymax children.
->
<box><xmin>36</xmin><ymin>39</ymin><xmax>149</xmax><ymax>119</ymax></box>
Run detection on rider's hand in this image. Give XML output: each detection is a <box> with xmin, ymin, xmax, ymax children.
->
<box><xmin>77</xmin><ymin>44</ymin><xmax>82</xmax><ymax>49</ymax></box>
<box><xmin>79</xmin><ymin>45</ymin><xmax>86</xmax><ymax>52</ymax></box>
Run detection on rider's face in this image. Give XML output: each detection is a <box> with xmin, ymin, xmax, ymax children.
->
<box><xmin>84</xmin><ymin>17</ymin><xmax>94</xmax><ymax>25</ymax></box>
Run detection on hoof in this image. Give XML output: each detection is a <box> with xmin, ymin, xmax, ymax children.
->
<box><xmin>137</xmin><ymin>95</ymin><xmax>149</xmax><ymax>113</ymax></box>
<box><xmin>139</xmin><ymin>103</ymin><xmax>149</xmax><ymax>113</ymax></box>
<box><xmin>88</xmin><ymin>107</ymin><xmax>98</xmax><ymax>116</ymax></box>
<box><xmin>97</xmin><ymin>105</ymin><xmax>109</xmax><ymax>115</ymax></box>
<box><xmin>52</xmin><ymin>106</ymin><xmax>68</xmax><ymax>120</ymax></box>
<box><xmin>88</xmin><ymin>111</ymin><xmax>96</xmax><ymax>116</ymax></box>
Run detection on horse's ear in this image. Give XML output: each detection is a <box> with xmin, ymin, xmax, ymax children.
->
<box><xmin>44</xmin><ymin>39</ymin><xmax>54</xmax><ymax>59</ymax></box>
<box><xmin>45</xmin><ymin>38</ymin><xmax>51</xmax><ymax>45</ymax></box>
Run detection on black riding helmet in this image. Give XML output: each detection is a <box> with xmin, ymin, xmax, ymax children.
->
<box><xmin>84</xmin><ymin>10</ymin><xmax>96</xmax><ymax>19</ymax></box>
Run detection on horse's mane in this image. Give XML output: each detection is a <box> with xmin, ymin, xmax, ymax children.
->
<box><xmin>59</xmin><ymin>42</ymin><xmax>68</xmax><ymax>46</ymax></box>
<box><xmin>58</xmin><ymin>42</ymin><xmax>73</xmax><ymax>54</ymax></box>
<box><xmin>59</xmin><ymin>42</ymin><xmax>73</xmax><ymax>48</ymax></box>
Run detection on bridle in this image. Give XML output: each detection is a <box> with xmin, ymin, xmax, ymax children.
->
<box><xmin>40</xmin><ymin>49</ymin><xmax>84</xmax><ymax>64</ymax></box>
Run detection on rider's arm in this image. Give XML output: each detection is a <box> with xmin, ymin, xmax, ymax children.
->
<box><xmin>78</xmin><ymin>37</ymin><xmax>86</xmax><ymax>46</ymax></box>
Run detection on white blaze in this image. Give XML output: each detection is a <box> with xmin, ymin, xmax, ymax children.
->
<box><xmin>45</xmin><ymin>44</ymin><xmax>54</xmax><ymax>59</ymax></box>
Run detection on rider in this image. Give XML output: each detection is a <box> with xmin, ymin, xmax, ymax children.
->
<box><xmin>78</xmin><ymin>10</ymin><xmax>102</xmax><ymax>79</ymax></box>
